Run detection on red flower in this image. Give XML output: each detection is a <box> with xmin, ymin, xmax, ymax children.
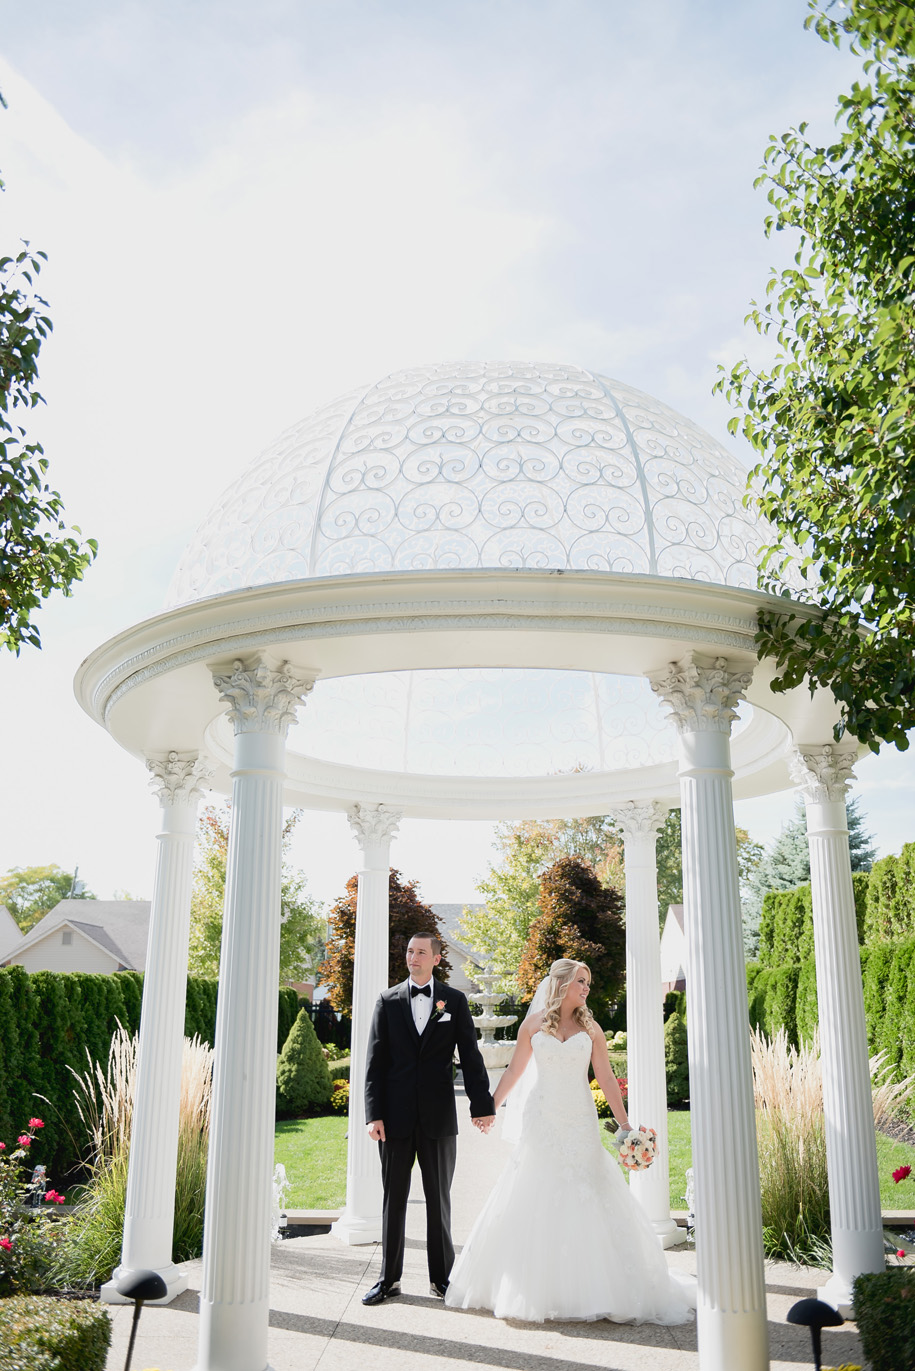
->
<box><xmin>17</xmin><ymin>1136</ymin><xmax>30</xmax><ymax>1147</ymax></box>
<box><xmin>44</xmin><ymin>1190</ymin><xmax>65</xmax><ymax>1204</ymax></box>
<box><xmin>898</xmin><ymin>1249</ymin><xmax>907</xmax><ymax>1260</ymax></box>
<box><xmin>892</xmin><ymin>1165</ymin><xmax>912</xmax><ymax>1184</ymax></box>
<box><xmin>0</xmin><ymin>1142</ymin><xmax>5</xmax><ymax>1150</ymax></box>
<box><xmin>0</xmin><ymin>1238</ymin><xmax>12</xmax><ymax>1252</ymax></box>
<box><xmin>28</xmin><ymin>1118</ymin><xmax>43</xmax><ymax>1129</ymax></box>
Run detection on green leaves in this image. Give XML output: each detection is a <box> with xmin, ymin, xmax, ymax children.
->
<box><xmin>717</xmin><ymin>0</ymin><xmax>915</xmax><ymax>749</ymax></box>
<box><xmin>0</xmin><ymin>224</ymin><xmax>96</xmax><ymax>653</ymax></box>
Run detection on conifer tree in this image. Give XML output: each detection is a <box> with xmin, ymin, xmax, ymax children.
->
<box><xmin>275</xmin><ymin>1008</ymin><xmax>332</xmax><ymax>1115</ymax></box>
<box><xmin>742</xmin><ymin>796</ymin><xmax>876</xmax><ymax>956</ymax></box>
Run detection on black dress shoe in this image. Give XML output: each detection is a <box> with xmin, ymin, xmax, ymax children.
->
<box><xmin>362</xmin><ymin>1279</ymin><xmax>401</xmax><ymax>1306</ymax></box>
<box><xmin>429</xmin><ymin>1279</ymin><xmax>449</xmax><ymax>1298</ymax></box>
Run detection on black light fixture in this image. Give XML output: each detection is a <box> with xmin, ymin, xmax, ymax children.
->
<box><xmin>114</xmin><ymin>1268</ymin><xmax>168</xmax><ymax>1371</ymax></box>
<box><xmin>786</xmin><ymin>1296</ymin><xmax>844</xmax><ymax>1371</ymax></box>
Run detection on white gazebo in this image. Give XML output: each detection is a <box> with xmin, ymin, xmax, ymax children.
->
<box><xmin>75</xmin><ymin>361</ymin><xmax>882</xmax><ymax>1371</ymax></box>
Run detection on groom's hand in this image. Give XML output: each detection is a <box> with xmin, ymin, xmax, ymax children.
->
<box><xmin>472</xmin><ymin>1115</ymin><xmax>496</xmax><ymax>1134</ymax></box>
<box><xmin>367</xmin><ymin>1120</ymin><xmax>386</xmax><ymax>1142</ymax></box>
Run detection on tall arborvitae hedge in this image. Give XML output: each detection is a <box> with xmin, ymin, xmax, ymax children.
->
<box><xmin>0</xmin><ymin>968</ymin><xmax>299</xmax><ymax>1182</ymax></box>
<box><xmin>748</xmin><ymin>844</ymin><xmax>915</xmax><ymax>1078</ymax></box>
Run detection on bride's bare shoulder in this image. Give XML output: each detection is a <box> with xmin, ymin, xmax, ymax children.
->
<box><xmin>520</xmin><ymin>1012</ymin><xmax>545</xmax><ymax>1039</ymax></box>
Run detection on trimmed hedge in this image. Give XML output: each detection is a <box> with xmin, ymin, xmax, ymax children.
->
<box><xmin>0</xmin><ymin>968</ymin><xmax>300</xmax><ymax>1179</ymax></box>
<box><xmin>747</xmin><ymin>935</ymin><xmax>915</xmax><ymax>1073</ymax></box>
<box><xmin>0</xmin><ymin>1294</ymin><xmax>110</xmax><ymax>1371</ymax></box>
<box><xmin>864</xmin><ymin>843</ymin><xmax>915</xmax><ymax>944</ymax></box>
<box><xmin>853</xmin><ymin>1267</ymin><xmax>915</xmax><ymax>1371</ymax></box>
<box><xmin>757</xmin><ymin>872</ymin><xmax>869</xmax><ymax>969</ymax></box>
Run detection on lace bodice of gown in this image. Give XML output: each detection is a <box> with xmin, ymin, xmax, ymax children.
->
<box><xmin>521</xmin><ymin>1030</ymin><xmax>604</xmax><ymax>1166</ymax></box>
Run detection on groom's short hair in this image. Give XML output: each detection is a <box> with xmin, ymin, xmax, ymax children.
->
<box><xmin>412</xmin><ymin>932</ymin><xmax>442</xmax><ymax>955</ymax></box>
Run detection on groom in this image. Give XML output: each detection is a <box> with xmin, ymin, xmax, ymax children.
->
<box><xmin>362</xmin><ymin>932</ymin><xmax>495</xmax><ymax>1304</ymax></box>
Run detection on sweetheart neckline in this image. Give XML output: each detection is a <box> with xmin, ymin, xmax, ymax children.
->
<box><xmin>534</xmin><ymin>1029</ymin><xmax>590</xmax><ymax>1046</ymax></box>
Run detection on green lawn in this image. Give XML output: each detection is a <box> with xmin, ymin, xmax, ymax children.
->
<box><xmin>276</xmin><ymin>1112</ymin><xmax>915</xmax><ymax>1214</ymax></box>
<box><xmin>274</xmin><ymin>1116</ymin><xmax>348</xmax><ymax>1208</ymax></box>
<box><xmin>600</xmin><ymin>1110</ymin><xmax>693</xmax><ymax>1208</ymax></box>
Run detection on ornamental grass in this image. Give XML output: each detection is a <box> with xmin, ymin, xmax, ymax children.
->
<box><xmin>752</xmin><ymin>1028</ymin><xmax>831</xmax><ymax>1265</ymax></box>
<box><xmin>751</xmin><ymin>1028</ymin><xmax>915</xmax><ymax>1267</ymax></box>
<box><xmin>52</xmin><ymin>1027</ymin><xmax>213</xmax><ymax>1288</ymax></box>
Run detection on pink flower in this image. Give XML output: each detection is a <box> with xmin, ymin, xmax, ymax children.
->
<box><xmin>28</xmin><ymin>1118</ymin><xmax>43</xmax><ymax>1129</ymax></box>
<box><xmin>17</xmin><ymin>1136</ymin><xmax>30</xmax><ymax>1147</ymax></box>
<box><xmin>0</xmin><ymin>1238</ymin><xmax>12</xmax><ymax>1252</ymax></box>
<box><xmin>898</xmin><ymin>1249</ymin><xmax>907</xmax><ymax>1260</ymax></box>
<box><xmin>893</xmin><ymin>1165</ymin><xmax>912</xmax><ymax>1184</ymax></box>
<box><xmin>436</xmin><ymin>1000</ymin><xmax>446</xmax><ymax>1012</ymax></box>
<box><xmin>0</xmin><ymin>1142</ymin><xmax>5</xmax><ymax>1150</ymax></box>
<box><xmin>44</xmin><ymin>1190</ymin><xmax>65</xmax><ymax>1204</ymax></box>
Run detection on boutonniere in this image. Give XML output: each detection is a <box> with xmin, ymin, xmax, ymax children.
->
<box><xmin>431</xmin><ymin>998</ymin><xmax>448</xmax><ymax>1020</ymax></box>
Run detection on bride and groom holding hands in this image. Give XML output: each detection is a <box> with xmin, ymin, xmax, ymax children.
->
<box><xmin>361</xmin><ymin>932</ymin><xmax>692</xmax><ymax>1325</ymax></box>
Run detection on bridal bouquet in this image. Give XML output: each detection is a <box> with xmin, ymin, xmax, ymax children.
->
<box><xmin>617</xmin><ymin>1125</ymin><xmax>658</xmax><ymax>1173</ymax></box>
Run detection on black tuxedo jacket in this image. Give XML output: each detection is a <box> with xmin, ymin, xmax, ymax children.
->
<box><xmin>364</xmin><ymin>978</ymin><xmax>495</xmax><ymax>1139</ymax></box>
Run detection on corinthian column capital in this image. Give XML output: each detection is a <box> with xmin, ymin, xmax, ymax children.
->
<box><xmin>790</xmin><ymin>744</ymin><xmax>858</xmax><ymax>804</ymax></box>
<box><xmin>146</xmin><ymin>751</ymin><xmax>214</xmax><ymax>807</ymax></box>
<box><xmin>211</xmin><ymin>658</ymin><xmax>315</xmax><ymax>737</ymax></box>
<box><xmin>648</xmin><ymin>652</ymin><xmax>752</xmax><ymax>735</ymax></box>
<box><xmin>347</xmin><ymin>802</ymin><xmax>403</xmax><ymax>851</ymax></box>
<box><xmin>609</xmin><ymin>799</ymin><xmax>668</xmax><ymax>842</ymax></box>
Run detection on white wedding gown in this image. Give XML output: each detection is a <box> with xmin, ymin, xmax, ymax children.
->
<box><xmin>445</xmin><ymin>1030</ymin><xmax>695</xmax><ymax>1324</ymax></box>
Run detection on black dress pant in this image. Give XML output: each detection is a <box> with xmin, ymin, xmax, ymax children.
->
<box><xmin>379</xmin><ymin>1125</ymin><xmax>457</xmax><ymax>1285</ymax></box>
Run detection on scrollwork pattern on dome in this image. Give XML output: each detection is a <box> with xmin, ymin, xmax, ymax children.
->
<box><xmin>167</xmin><ymin>362</ymin><xmax>801</xmax><ymax>605</ymax></box>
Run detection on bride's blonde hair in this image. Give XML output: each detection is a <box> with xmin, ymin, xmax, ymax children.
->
<box><xmin>540</xmin><ymin>959</ymin><xmax>595</xmax><ymax>1038</ymax></box>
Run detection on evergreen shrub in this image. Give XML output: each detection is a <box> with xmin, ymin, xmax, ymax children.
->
<box><xmin>853</xmin><ymin>1268</ymin><xmax>915</xmax><ymax>1371</ymax></box>
<box><xmin>863</xmin><ymin>944</ymin><xmax>894</xmax><ymax>1055</ymax></box>
<box><xmin>795</xmin><ymin>958</ymin><xmax>819</xmax><ymax>1045</ymax></box>
<box><xmin>276</xmin><ymin>1009</ymin><xmax>332</xmax><ymax>1115</ymax></box>
<box><xmin>277</xmin><ymin>987</ymin><xmax>299</xmax><ymax>1053</ymax></box>
<box><xmin>865</xmin><ymin>844</ymin><xmax>915</xmax><ymax>944</ymax></box>
<box><xmin>664</xmin><ymin>1012</ymin><xmax>689</xmax><ymax>1105</ymax></box>
<box><xmin>0</xmin><ymin>1294</ymin><xmax>111</xmax><ymax>1371</ymax></box>
<box><xmin>0</xmin><ymin>968</ymin><xmax>292</xmax><ymax>1178</ymax></box>
<box><xmin>880</xmin><ymin>941</ymin><xmax>915</xmax><ymax>1073</ymax></box>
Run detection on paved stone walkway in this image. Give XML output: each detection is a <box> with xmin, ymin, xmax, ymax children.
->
<box><xmin>104</xmin><ymin>1095</ymin><xmax>865</xmax><ymax>1371</ymax></box>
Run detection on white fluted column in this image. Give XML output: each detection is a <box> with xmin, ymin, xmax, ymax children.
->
<box><xmin>102</xmin><ymin>751</ymin><xmax>212</xmax><ymax>1306</ymax></box>
<box><xmin>609</xmin><ymin>800</ymin><xmax>680</xmax><ymax>1248</ymax></box>
<box><xmin>332</xmin><ymin>802</ymin><xmax>402</xmax><ymax>1245</ymax></box>
<box><xmin>650</xmin><ymin>653</ymin><xmax>768</xmax><ymax>1371</ymax></box>
<box><xmin>196</xmin><ymin>659</ymin><xmax>313</xmax><ymax>1371</ymax></box>
<box><xmin>791</xmin><ymin>744</ymin><xmax>883</xmax><ymax>1312</ymax></box>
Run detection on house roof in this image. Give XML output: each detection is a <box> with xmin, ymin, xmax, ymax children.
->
<box><xmin>0</xmin><ymin>905</ymin><xmax>23</xmax><ymax>960</ymax></box>
<box><xmin>2</xmin><ymin>900</ymin><xmax>151</xmax><ymax>971</ymax></box>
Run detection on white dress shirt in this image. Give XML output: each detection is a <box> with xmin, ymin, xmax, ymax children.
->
<box><xmin>409</xmin><ymin>977</ymin><xmax>435</xmax><ymax>1033</ymax></box>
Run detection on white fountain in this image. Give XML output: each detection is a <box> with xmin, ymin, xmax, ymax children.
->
<box><xmin>470</xmin><ymin>965</ymin><xmax>518</xmax><ymax>1069</ymax></box>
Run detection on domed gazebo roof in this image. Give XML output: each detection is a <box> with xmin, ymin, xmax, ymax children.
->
<box><xmin>168</xmin><ymin>361</ymin><xmax>798</xmax><ymax>606</ymax></box>
<box><xmin>77</xmin><ymin>359</ymin><xmax>834</xmax><ymax>820</ymax></box>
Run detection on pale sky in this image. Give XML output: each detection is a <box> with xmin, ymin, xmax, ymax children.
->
<box><xmin>0</xmin><ymin>0</ymin><xmax>911</xmax><ymax>908</ymax></box>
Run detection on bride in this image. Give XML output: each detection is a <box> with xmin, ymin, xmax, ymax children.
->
<box><xmin>445</xmin><ymin>958</ymin><xmax>694</xmax><ymax>1324</ymax></box>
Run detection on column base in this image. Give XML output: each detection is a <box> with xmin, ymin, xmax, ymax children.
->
<box><xmin>331</xmin><ymin>1210</ymin><xmax>382</xmax><ymax>1246</ymax></box>
<box><xmin>100</xmin><ymin>1261</ymin><xmax>189</xmax><ymax>1305</ymax></box>
<box><xmin>817</xmin><ymin>1270</ymin><xmax>858</xmax><ymax>1317</ymax></box>
<box><xmin>697</xmin><ymin>1302</ymin><xmax>769</xmax><ymax>1371</ymax></box>
<box><xmin>653</xmin><ymin>1217</ymin><xmax>686</xmax><ymax>1248</ymax></box>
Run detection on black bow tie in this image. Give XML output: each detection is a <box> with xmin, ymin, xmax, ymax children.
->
<box><xmin>411</xmin><ymin>984</ymin><xmax>432</xmax><ymax>998</ymax></box>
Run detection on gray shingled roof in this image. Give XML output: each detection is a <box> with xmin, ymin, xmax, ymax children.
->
<box><xmin>4</xmin><ymin>900</ymin><xmax>151</xmax><ymax>971</ymax></box>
